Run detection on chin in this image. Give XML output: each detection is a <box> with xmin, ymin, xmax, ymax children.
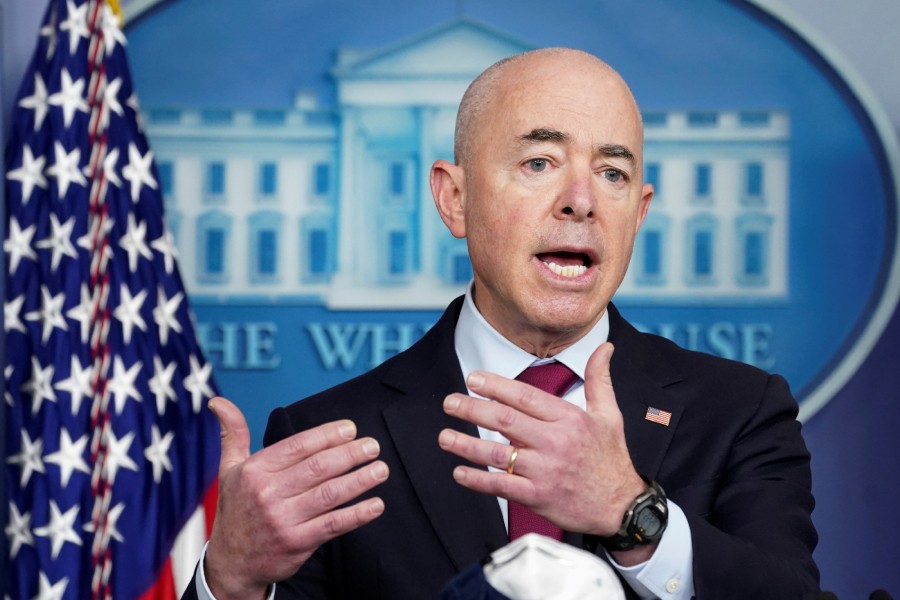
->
<box><xmin>528</xmin><ymin>302</ymin><xmax>602</xmax><ymax>336</ymax></box>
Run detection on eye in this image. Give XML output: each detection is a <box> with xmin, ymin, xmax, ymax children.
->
<box><xmin>527</xmin><ymin>158</ymin><xmax>549</xmax><ymax>172</ymax></box>
<box><xmin>603</xmin><ymin>168</ymin><xmax>624</xmax><ymax>183</ymax></box>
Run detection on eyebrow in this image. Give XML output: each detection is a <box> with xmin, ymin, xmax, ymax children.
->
<box><xmin>599</xmin><ymin>144</ymin><xmax>636</xmax><ymax>164</ymax></box>
<box><xmin>519</xmin><ymin>129</ymin><xmax>636</xmax><ymax>164</ymax></box>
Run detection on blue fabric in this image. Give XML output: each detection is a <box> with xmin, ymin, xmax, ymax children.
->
<box><xmin>440</xmin><ymin>563</ymin><xmax>513</xmax><ymax>600</ymax></box>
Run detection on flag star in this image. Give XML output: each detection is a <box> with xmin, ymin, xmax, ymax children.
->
<box><xmin>151</xmin><ymin>227</ymin><xmax>179</xmax><ymax>274</ymax></box>
<box><xmin>59</xmin><ymin>0</ymin><xmax>89</xmax><ymax>55</ymax></box>
<box><xmin>100</xmin><ymin>4</ymin><xmax>127</xmax><ymax>54</ymax></box>
<box><xmin>21</xmin><ymin>356</ymin><xmax>57</xmax><ymax>416</ymax></box>
<box><xmin>119</xmin><ymin>213</ymin><xmax>153</xmax><ymax>272</ymax></box>
<box><xmin>5</xmin><ymin>502</ymin><xmax>35</xmax><ymax>559</ymax></box>
<box><xmin>6</xmin><ymin>145</ymin><xmax>48</xmax><ymax>203</ymax></box>
<box><xmin>31</xmin><ymin>572</ymin><xmax>69</xmax><ymax>600</ymax></box>
<box><xmin>25</xmin><ymin>286</ymin><xmax>68</xmax><ymax>344</ymax></box>
<box><xmin>46</xmin><ymin>141</ymin><xmax>87</xmax><ymax>198</ymax></box>
<box><xmin>113</xmin><ymin>285</ymin><xmax>148</xmax><ymax>343</ymax></box>
<box><xmin>149</xmin><ymin>356</ymin><xmax>177</xmax><ymax>416</ymax></box>
<box><xmin>39</xmin><ymin>4</ymin><xmax>59</xmax><ymax>60</ymax></box>
<box><xmin>4</xmin><ymin>294</ymin><xmax>27</xmax><ymax>334</ymax></box>
<box><xmin>35</xmin><ymin>213</ymin><xmax>78</xmax><ymax>271</ymax></box>
<box><xmin>107</xmin><ymin>356</ymin><xmax>142</xmax><ymax>415</ymax></box>
<box><xmin>4</xmin><ymin>216</ymin><xmax>38</xmax><ymax>273</ymax></box>
<box><xmin>47</xmin><ymin>68</ymin><xmax>89</xmax><ymax>129</ymax></box>
<box><xmin>65</xmin><ymin>284</ymin><xmax>94</xmax><ymax>344</ymax></box>
<box><xmin>127</xmin><ymin>92</ymin><xmax>146</xmax><ymax>132</ymax></box>
<box><xmin>4</xmin><ymin>365</ymin><xmax>14</xmax><ymax>407</ymax></box>
<box><xmin>6</xmin><ymin>429</ymin><xmax>46</xmax><ymax>487</ymax></box>
<box><xmin>101</xmin><ymin>146</ymin><xmax>122</xmax><ymax>188</ymax></box>
<box><xmin>76</xmin><ymin>214</ymin><xmax>115</xmax><ymax>260</ymax></box>
<box><xmin>44</xmin><ymin>429</ymin><xmax>90</xmax><ymax>487</ymax></box>
<box><xmin>84</xmin><ymin>501</ymin><xmax>126</xmax><ymax>545</ymax></box>
<box><xmin>184</xmin><ymin>355</ymin><xmax>214</xmax><ymax>413</ymax></box>
<box><xmin>34</xmin><ymin>500</ymin><xmax>82</xmax><ymax>560</ymax></box>
<box><xmin>102</xmin><ymin>428</ymin><xmax>139</xmax><ymax>484</ymax></box>
<box><xmin>100</xmin><ymin>76</ymin><xmax>124</xmax><ymax>128</ymax></box>
<box><xmin>154</xmin><ymin>287</ymin><xmax>184</xmax><ymax>345</ymax></box>
<box><xmin>83</xmin><ymin>501</ymin><xmax>126</xmax><ymax>544</ymax></box>
<box><xmin>54</xmin><ymin>355</ymin><xmax>94</xmax><ymax>415</ymax></box>
<box><xmin>18</xmin><ymin>73</ymin><xmax>50</xmax><ymax>131</ymax></box>
<box><xmin>144</xmin><ymin>425</ymin><xmax>175</xmax><ymax>483</ymax></box>
<box><xmin>122</xmin><ymin>142</ymin><xmax>157</xmax><ymax>202</ymax></box>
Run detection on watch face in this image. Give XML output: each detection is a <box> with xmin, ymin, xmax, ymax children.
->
<box><xmin>636</xmin><ymin>508</ymin><xmax>663</xmax><ymax>538</ymax></box>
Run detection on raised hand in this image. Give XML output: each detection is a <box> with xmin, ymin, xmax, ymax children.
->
<box><xmin>204</xmin><ymin>396</ymin><xmax>389</xmax><ymax>599</ymax></box>
<box><xmin>437</xmin><ymin>343</ymin><xmax>645</xmax><ymax>538</ymax></box>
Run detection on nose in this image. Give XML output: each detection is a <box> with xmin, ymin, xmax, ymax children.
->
<box><xmin>556</xmin><ymin>172</ymin><xmax>596</xmax><ymax>221</ymax></box>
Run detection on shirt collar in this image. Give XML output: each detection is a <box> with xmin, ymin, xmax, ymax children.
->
<box><xmin>454</xmin><ymin>281</ymin><xmax>610</xmax><ymax>384</ymax></box>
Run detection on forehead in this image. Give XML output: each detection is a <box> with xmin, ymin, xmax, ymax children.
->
<box><xmin>482</xmin><ymin>56</ymin><xmax>643</xmax><ymax>153</ymax></box>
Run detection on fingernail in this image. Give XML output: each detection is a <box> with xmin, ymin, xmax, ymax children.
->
<box><xmin>371</xmin><ymin>462</ymin><xmax>388</xmax><ymax>479</ymax></box>
<box><xmin>338</xmin><ymin>421</ymin><xmax>356</xmax><ymax>439</ymax></box>
<box><xmin>467</xmin><ymin>372</ymin><xmax>485</xmax><ymax>389</ymax></box>
<box><xmin>444</xmin><ymin>395</ymin><xmax>460</xmax><ymax>411</ymax></box>
<box><xmin>453</xmin><ymin>467</ymin><xmax>467</xmax><ymax>482</ymax></box>
<box><xmin>438</xmin><ymin>429</ymin><xmax>455</xmax><ymax>448</ymax></box>
<box><xmin>207</xmin><ymin>399</ymin><xmax>217</xmax><ymax>413</ymax></box>
<box><xmin>370</xmin><ymin>498</ymin><xmax>385</xmax><ymax>515</ymax></box>
<box><xmin>363</xmin><ymin>439</ymin><xmax>380</xmax><ymax>456</ymax></box>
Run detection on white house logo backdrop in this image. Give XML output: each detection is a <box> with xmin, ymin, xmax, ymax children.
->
<box><xmin>123</xmin><ymin>0</ymin><xmax>899</xmax><ymax>447</ymax></box>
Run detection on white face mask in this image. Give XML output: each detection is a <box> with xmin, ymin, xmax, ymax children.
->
<box><xmin>483</xmin><ymin>533</ymin><xmax>625</xmax><ymax>600</ymax></box>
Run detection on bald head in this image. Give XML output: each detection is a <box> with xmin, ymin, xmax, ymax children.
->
<box><xmin>454</xmin><ymin>48</ymin><xmax>641</xmax><ymax>169</ymax></box>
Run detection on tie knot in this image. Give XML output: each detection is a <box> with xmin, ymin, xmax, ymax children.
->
<box><xmin>516</xmin><ymin>362</ymin><xmax>580</xmax><ymax>397</ymax></box>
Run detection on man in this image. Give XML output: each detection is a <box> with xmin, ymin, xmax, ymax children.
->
<box><xmin>187</xmin><ymin>48</ymin><xmax>820</xmax><ymax>599</ymax></box>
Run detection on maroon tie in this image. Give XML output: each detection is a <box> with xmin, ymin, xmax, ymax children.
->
<box><xmin>508</xmin><ymin>361</ymin><xmax>581</xmax><ymax>541</ymax></box>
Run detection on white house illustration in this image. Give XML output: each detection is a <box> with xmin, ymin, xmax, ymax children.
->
<box><xmin>145</xmin><ymin>19</ymin><xmax>789</xmax><ymax>309</ymax></box>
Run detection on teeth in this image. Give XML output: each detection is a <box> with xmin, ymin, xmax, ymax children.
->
<box><xmin>544</xmin><ymin>261</ymin><xmax>587</xmax><ymax>278</ymax></box>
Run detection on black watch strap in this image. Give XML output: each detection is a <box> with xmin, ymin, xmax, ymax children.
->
<box><xmin>586</xmin><ymin>476</ymin><xmax>668</xmax><ymax>553</ymax></box>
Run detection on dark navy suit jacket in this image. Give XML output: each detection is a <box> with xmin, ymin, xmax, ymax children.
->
<box><xmin>184</xmin><ymin>297</ymin><xmax>819</xmax><ymax>599</ymax></box>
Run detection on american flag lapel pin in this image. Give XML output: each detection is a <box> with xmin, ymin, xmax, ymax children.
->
<box><xmin>645</xmin><ymin>406</ymin><xmax>673</xmax><ymax>426</ymax></box>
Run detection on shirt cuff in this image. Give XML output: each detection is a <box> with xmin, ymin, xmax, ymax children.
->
<box><xmin>195</xmin><ymin>542</ymin><xmax>276</xmax><ymax>600</ymax></box>
<box><xmin>607</xmin><ymin>500</ymin><xmax>695</xmax><ymax>600</ymax></box>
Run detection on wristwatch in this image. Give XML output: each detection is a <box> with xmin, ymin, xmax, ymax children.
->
<box><xmin>594</xmin><ymin>476</ymin><xmax>668</xmax><ymax>552</ymax></box>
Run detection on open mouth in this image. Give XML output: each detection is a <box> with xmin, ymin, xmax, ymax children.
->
<box><xmin>536</xmin><ymin>251</ymin><xmax>591</xmax><ymax>278</ymax></box>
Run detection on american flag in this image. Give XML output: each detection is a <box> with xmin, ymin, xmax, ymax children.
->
<box><xmin>3</xmin><ymin>1</ymin><xmax>220</xmax><ymax>598</ymax></box>
<box><xmin>644</xmin><ymin>406</ymin><xmax>672</xmax><ymax>427</ymax></box>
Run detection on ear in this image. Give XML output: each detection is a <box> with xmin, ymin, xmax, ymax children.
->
<box><xmin>431</xmin><ymin>159</ymin><xmax>467</xmax><ymax>239</ymax></box>
<box><xmin>634</xmin><ymin>182</ymin><xmax>654</xmax><ymax>234</ymax></box>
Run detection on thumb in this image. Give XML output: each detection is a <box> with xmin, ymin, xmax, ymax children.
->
<box><xmin>584</xmin><ymin>342</ymin><xmax>616</xmax><ymax>415</ymax></box>
<box><xmin>209</xmin><ymin>396</ymin><xmax>251</xmax><ymax>474</ymax></box>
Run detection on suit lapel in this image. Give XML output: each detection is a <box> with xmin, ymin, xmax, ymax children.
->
<box><xmin>607</xmin><ymin>304</ymin><xmax>685</xmax><ymax>480</ymax></box>
<box><xmin>381</xmin><ymin>298</ymin><xmax>508</xmax><ymax>571</ymax></box>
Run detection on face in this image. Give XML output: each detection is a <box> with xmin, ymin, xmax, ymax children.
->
<box><xmin>432</xmin><ymin>51</ymin><xmax>653</xmax><ymax>356</ymax></box>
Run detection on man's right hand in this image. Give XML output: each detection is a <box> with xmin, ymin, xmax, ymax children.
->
<box><xmin>203</xmin><ymin>396</ymin><xmax>389</xmax><ymax>599</ymax></box>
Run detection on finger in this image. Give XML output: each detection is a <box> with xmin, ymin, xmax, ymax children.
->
<box><xmin>443</xmin><ymin>392</ymin><xmax>546</xmax><ymax>445</ymax></box>
<box><xmin>209</xmin><ymin>396</ymin><xmax>251</xmax><ymax>475</ymax></box>
<box><xmin>438</xmin><ymin>429</ymin><xmax>524</xmax><ymax>474</ymax></box>
<box><xmin>292</xmin><ymin>459</ymin><xmax>390</xmax><ymax>523</ymax></box>
<box><xmin>450</xmin><ymin>464</ymin><xmax>534</xmax><ymax>504</ymax></box>
<box><xmin>265</xmin><ymin>419</ymin><xmax>360</xmax><ymax>472</ymax></box>
<box><xmin>584</xmin><ymin>342</ymin><xmax>617</xmax><ymax>416</ymax></box>
<box><xmin>295</xmin><ymin>496</ymin><xmax>386</xmax><ymax>551</ymax></box>
<box><xmin>465</xmin><ymin>371</ymin><xmax>565</xmax><ymax>421</ymax></box>
<box><xmin>282</xmin><ymin>436</ymin><xmax>383</xmax><ymax>495</ymax></box>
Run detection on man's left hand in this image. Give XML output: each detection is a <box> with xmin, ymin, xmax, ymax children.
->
<box><xmin>438</xmin><ymin>342</ymin><xmax>646</xmax><ymax>538</ymax></box>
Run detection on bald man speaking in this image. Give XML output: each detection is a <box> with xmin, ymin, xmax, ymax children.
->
<box><xmin>185</xmin><ymin>49</ymin><xmax>820</xmax><ymax>600</ymax></box>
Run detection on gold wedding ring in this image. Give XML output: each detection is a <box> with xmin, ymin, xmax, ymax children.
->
<box><xmin>506</xmin><ymin>447</ymin><xmax>519</xmax><ymax>475</ymax></box>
